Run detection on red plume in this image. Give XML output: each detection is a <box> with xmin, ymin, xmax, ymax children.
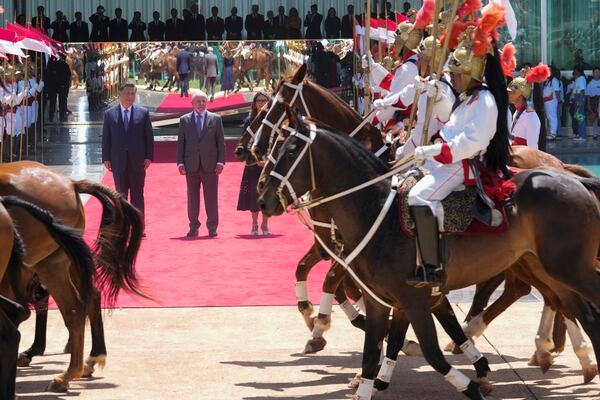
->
<box><xmin>414</xmin><ymin>0</ymin><xmax>435</xmax><ymax>30</ymax></box>
<box><xmin>440</xmin><ymin>21</ymin><xmax>476</xmax><ymax>49</ymax></box>
<box><xmin>457</xmin><ymin>0</ymin><xmax>483</xmax><ymax>19</ymax></box>
<box><xmin>525</xmin><ymin>63</ymin><xmax>551</xmax><ymax>84</ymax></box>
<box><xmin>500</xmin><ymin>42</ymin><xmax>516</xmax><ymax>77</ymax></box>
<box><xmin>472</xmin><ymin>3</ymin><xmax>506</xmax><ymax>57</ymax></box>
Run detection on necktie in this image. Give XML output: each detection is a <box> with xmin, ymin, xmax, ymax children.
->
<box><xmin>123</xmin><ymin>109</ymin><xmax>129</xmax><ymax>131</ymax></box>
<box><xmin>197</xmin><ymin>113</ymin><xmax>204</xmax><ymax>138</ymax></box>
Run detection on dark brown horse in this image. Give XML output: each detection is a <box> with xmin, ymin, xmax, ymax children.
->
<box><xmin>258</xmin><ymin>121</ymin><xmax>600</xmax><ymax>399</ymax></box>
<box><xmin>0</xmin><ymin>161</ymin><xmax>145</xmax><ymax>392</ymax></box>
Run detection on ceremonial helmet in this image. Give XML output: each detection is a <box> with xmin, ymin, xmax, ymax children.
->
<box><xmin>415</xmin><ymin>35</ymin><xmax>440</xmax><ymax>60</ymax></box>
<box><xmin>508</xmin><ymin>64</ymin><xmax>551</xmax><ymax>99</ymax></box>
<box><xmin>395</xmin><ymin>0</ymin><xmax>434</xmax><ymax>53</ymax></box>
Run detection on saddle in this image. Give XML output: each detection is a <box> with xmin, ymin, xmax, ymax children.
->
<box><xmin>397</xmin><ymin>168</ymin><xmax>514</xmax><ymax>237</ymax></box>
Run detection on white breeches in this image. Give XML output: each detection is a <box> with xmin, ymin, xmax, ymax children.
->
<box><xmin>5</xmin><ymin>111</ymin><xmax>23</xmax><ymax>137</ymax></box>
<box><xmin>28</xmin><ymin>101</ymin><xmax>38</xmax><ymax>126</ymax></box>
<box><xmin>544</xmin><ymin>101</ymin><xmax>558</xmax><ymax>135</ymax></box>
<box><xmin>408</xmin><ymin>162</ymin><xmax>465</xmax><ymax>230</ymax></box>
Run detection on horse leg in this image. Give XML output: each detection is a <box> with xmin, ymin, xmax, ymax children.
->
<box><xmin>401</xmin><ymin>293</ymin><xmax>485</xmax><ymax>400</ymax></box>
<box><xmin>373</xmin><ymin>309</ymin><xmax>410</xmax><ymax>392</ymax></box>
<box><xmin>352</xmin><ymin>295</ymin><xmax>392</xmax><ymax>400</ymax></box>
<box><xmin>336</xmin><ymin>282</ymin><xmax>365</xmax><ymax>331</ymax></box>
<box><xmin>34</xmin><ymin>252</ymin><xmax>87</xmax><ymax>392</ymax></box>
<box><xmin>82</xmin><ymin>288</ymin><xmax>107</xmax><ymax>378</ymax></box>
<box><xmin>0</xmin><ymin>307</ymin><xmax>19</xmax><ymax>400</ymax></box>
<box><xmin>295</xmin><ymin>243</ymin><xmax>323</xmax><ymax>331</ymax></box>
<box><xmin>565</xmin><ymin>317</ymin><xmax>598</xmax><ymax>383</ymax></box>
<box><xmin>528</xmin><ymin>305</ymin><xmax>556</xmax><ymax>372</ymax></box>
<box><xmin>464</xmin><ymin>273</ymin><xmax>505</xmax><ymax>321</ymax></box>
<box><xmin>17</xmin><ymin>282</ymin><xmax>49</xmax><ymax>367</ymax></box>
<box><xmin>433</xmin><ymin>296</ymin><xmax>492</xmax><ymax>395</ymax></box>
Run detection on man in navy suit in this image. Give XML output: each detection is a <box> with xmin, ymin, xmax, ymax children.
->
<box><xmin>176</xmin><ymin>46</ymin><xmax>192</xmax><ymax>97</ymax></box>
<box><xmin>102</xmin><ymin>83</ymin><xmax>154</xmax><ymax>231</ymax></box>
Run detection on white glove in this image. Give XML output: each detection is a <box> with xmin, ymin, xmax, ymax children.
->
<box><xmin>426</xmin><ymin>79</ymin><xmax>441</xmax><ymax>100</ymax></box>
<box><xmin>373</xmin><ymin>98</ymin><xmax>386</xmax><ymax>110</ymax></box>
<box><xmin>361</xmin><ymin>53</ymin><xmax>374</xmax><ymax>70</ymax></box>
<box><xmin>414</xmin><ymin>75</ymin><xmax>427</xmax><ymax>92</ymax></box>
<box><xmin>414</xmin><ymin>146</ymin><xmax>427</xmax><ymax>163</ymax></box>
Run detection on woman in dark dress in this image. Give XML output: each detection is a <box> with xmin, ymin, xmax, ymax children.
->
<box><xmin>221</xmin><ymin>56</ymin><xmax>235</xmax><ymax>97</ymax></box>
<box><xmin>324</xmin><ymin>8</ymin><xmax>341</xmax><ymax>39</ymax></box>
<box><xmin>287</xmin><ymin>8</ymin><xmax>302</xmax><ymax>39</ymax></box>
<box><xmin>237</xmin><ymin>92</ymin><xmax>271</xmax><ymax>235</ymax></box>
<box><xmin>129</xmin><ymin>11</ymin><xmax>147</xmax><ymax>41</ymax></box>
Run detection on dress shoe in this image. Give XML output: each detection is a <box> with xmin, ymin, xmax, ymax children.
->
<box><xmin>186</xmin><ymin>228</ymin><xmax>199</xmax><ymax>237</ymax></box>
<box><xmin>208</xmin><ymin>230</ymin><xmax>218</xmax><ymax>237</ymax></box>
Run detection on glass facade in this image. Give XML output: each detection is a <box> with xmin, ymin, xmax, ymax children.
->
<box><xmin>499</xmin><ymin>0</ymin><xmax>542</xmax><ymax>69</ymax></box>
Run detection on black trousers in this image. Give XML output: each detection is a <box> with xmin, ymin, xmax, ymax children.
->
<box><xmin>112</xmin><ymin>156</ymin><xmax>146</xmax><ymax>223</ymax></box>
<box><xmin>186</xmin><ymin>169</ymin><xmax>219</xmax><ymax>231</ymax></box>
<box><xmin>179</xmin><ymin>73</ymin><xmax>189</xmax><ymax>96</ymax></box>
<box><xmin>47</xmin><ymin>86</ymin><xmax>68</xmax><ymax>118</ymax></box>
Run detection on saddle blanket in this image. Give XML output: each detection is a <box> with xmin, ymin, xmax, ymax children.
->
<box><xmin>397</xmin><ymin>168</ymin><xmax>515</xmax><ymax>237</ymax></box>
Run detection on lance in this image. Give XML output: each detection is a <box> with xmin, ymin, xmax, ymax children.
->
<box><xmin>364</xmin><ymin>0</ymin><xmax>372</xmax><ymax>115</ymax></box>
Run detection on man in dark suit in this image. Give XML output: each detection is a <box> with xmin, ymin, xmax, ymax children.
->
<box><xmin>50</xmin><ymin>11</ymin><xmax>70</xmax><ymax>42</ymax></box>
<box><xmin>225</xmin><ymin>7</ymin><xmax>243</xmax><ymax>40</ymax></box>
<box><xmin>148</xmin><ymin>11</ymin><xmax>165</xmax><ymax>41</ymax></box>
<box><xmin>184</xmin><ymin>3</ymin><xmax>205</xmax><ymax>41</ymax></box>
<box><xmin>165</xmin><ymin>8</ymin><xmax>184</xmax><ymax>41</ymax></box>
<box><xmin>304</xmin><ymin>4</ymin><xmax>323</xmax><ymax>39</ymax></box>
<box><xmin>206</xmin><ymin>7</ymin><xmax>225</xmax><ymax>41</ymax></box>
<box><xmin>245</xmin><ymin>5</ymin><xmax>264</xmax><ymax>40</ymax></box>
<box><xmin>32</xmin><ymin>6</ymin><xmax>50</xmax><ymax>32</ymax></box>
<box><xmin>70</xmin><ymin>12</ymin><xmax>89</xmax><ymax>42</ymax></box>
<box><xmin>263</xmin><ymin>11</ymin><xmax>277</xmax><ymax>40</ymax></box>
<box><xmin>102</xmin><ymin>83</ymin><xmax>154</xmax><ymax>231</ymax></box>
<box><xmin>274</xmin><ymin>6</ymin><xmax>288</xmax><ymax>39</ymax></box>
<box><xmin>176</xmin><ymin>46</ymin><xmax>192</xmax><ymax>97</ymax></box>
<box><xmin>109</xmin><ymin>8</ymin><xmax>128</xmax><ymax>42</ymax></box>
<box><xmin>177</xmin><ymin>92</ymin><xmax>225</xmax><ymax>237</ymax></box>
<box><xmin>89</xmin><ymin>5</ymin><xmax>110</xmax><ymax>42</ymax></box>
<box><xmin>341</xmin><ymin>5</ymin><xmax>355</xmax><ymax>39</ymax></box>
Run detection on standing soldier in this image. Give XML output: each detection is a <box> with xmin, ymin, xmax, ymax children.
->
<box><xmin>4</xmin><ymin>67</ymin><xmax>26</xmax><ymax>159</ymax></box>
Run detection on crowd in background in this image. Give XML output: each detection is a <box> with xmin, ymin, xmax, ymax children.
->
<box><xmin>21</xmin><ymin>2</ymin><xmax>415</xmax><ymax>43</ymax></box>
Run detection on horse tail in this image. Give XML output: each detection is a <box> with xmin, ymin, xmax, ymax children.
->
<box><xmin>563</xmin><ymin>163</ymin><xmax>594</xmax><ymax>178</ymax></box>
<box><xmin>7</xmin><ymin>227</ymin><xmax>27</xmax><ymax>306</ymax></box>
<box><xmin>73</xmin><ymin>180</ymin><xmax>149</xmax><ymax>307</ymax></box>
<box><xmin>0</xmin><ymin>195</ymin><xmax>95</xmax><ymax>306</ymax></box>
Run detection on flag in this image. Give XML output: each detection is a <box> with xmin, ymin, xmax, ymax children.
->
<box><xmin>396</xmin><ymin>11</ymin><xmax>409</xmax><ymax>23</ymax></box>
<box><xmin>0</xmin><ymin>40</ymin><xmax>26</xmax><ymax>57</ymax></box>
<box><xmin>7</xmin><ymin>22</ymin><xmax>53</xmax><ymax>55</ymax></box>
<box><xmin>378</xmin><ymin>18</ymin><xmax>387</xmax><ymax>42</ymax></box>
<box><xmin>492</xmin><ymin>0</ymin><xmax>517</xmax><ymax>40</ymax></box>
<box><xmin>385</xmin><ymin>18</ymin><xmax>397</xmax><ymax>44</ymax></box>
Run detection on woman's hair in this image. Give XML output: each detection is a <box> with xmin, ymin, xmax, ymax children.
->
<box><xmin>289</xmin><ymin>8</ymin><xmax>299</xmax><ymax>17</ymax></box>
<box><xmin>531</xmin><ymin>82</ymin><xmax>547</xmax><ymax>151</ymax></box>
<box><xmin>483</xmin><ymin>45</ymin><xmax>511</xmax><ymax>176</ymax></box>
<box><xmin>328</xmin><ymin>8</ymin><xmax>336</xmax><ymax>16</ymax></box>
<box><xmin>250</xmin><ymin>91</ymin><xmax>270</xmax><ymax>119</ymax></box>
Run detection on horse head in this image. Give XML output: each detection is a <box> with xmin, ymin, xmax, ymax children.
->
<box><xmin>236</xmin><ymin>104</ymin><xmax>271</xmax><ymax>165</ymax></box>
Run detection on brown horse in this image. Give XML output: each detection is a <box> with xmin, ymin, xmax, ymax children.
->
<box><xmin>0</xmin><ymin>161</ymin><xmax>145</xmax><ymax>392</ymax></box>
<box><xmin>66</xmin><ymin>51</ymin><xmax>85</xmax><ymax>89</ymax></box>
<box><xmin>233</xmin><ymin>47</ymin><xmax>274</xmax><ymax>92</ymax></box>
<box><xmin>258</xmin><ymin>121</ymin><xmax>600</xmax><ymax>399</ymax></box>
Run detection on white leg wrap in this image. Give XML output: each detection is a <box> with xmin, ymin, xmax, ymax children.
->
<box><xmin>535</xmin><ymin>305</ymin><xmax>555</xmax><ymax>352</ymax></box>
<box><xmin>444</xmin><ymin>367</ymin><xmax>471</xmax><ymax>392</ymax></box>
<box><xmin>295</xmin><ymin>281</ymin><xmax>308</xmax><ymax>302</ymax></box>
<box><xmin>355</xmin><ymin>378</ymin><xmax>374</xmax><ymax>400</ymax></box>
<box><xmin>463</xmin><ymin>314</ymin><xmax>488</xmax><ymax>339</ymax></box>
<box><xmin>460</xmin><ymin>340</ymin><xmax>483</xmax><ymax>364</ymax></box>
<box><xmin>318</xmin><ymin>293</ymin><xmax>335</xmax><ymax>316</ymax></box>
<box><xmin>379</xmin><ymin>342</ymin><xmax>386</xmax><ymax>365</ymax></box>
<box><xmin>339</xmin><ymin>300</ymin><xmax>360</xmax><ymax>321</ymax></box>
<box><xmin>376</xmin><ymin>357</ymin><xmax>397</xmax><ymax>383</ymax></box>
<box><xmin>356</xmin><ymin>297</ymin><xmax>366</xmax><ymax>313</ymax></box>
<box><xmin>566</xmin><ymin>319</ymin><xmax>595</xmax><ymax>367</ymax></box>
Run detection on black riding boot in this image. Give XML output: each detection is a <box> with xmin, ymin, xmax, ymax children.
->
<box><xmin>406</xmin><ymin>205</ymin><xmax>445</xmax><ymax>287</ymax></box>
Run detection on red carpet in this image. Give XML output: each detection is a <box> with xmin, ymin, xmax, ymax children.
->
<box><xmin>83</xmin><ymin>142</ymin><xmax>332</xmax><ymax>308</ymax></box>
<box><xmin>155</xmin><ymin>93</ymin><xmax>248</xmax><ymax>114</ymax></box>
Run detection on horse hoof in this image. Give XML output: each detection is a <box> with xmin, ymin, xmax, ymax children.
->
<box><xmin>402</xmin><ymin>340</ymin><xmax>423</xmax><ymax>357</ymax></box>
<box><xmin>348</xmin><ymin>373</ymin><xmax>361</xmax><ymax>389</ymax></box>
<box><xmin>16</xmin><ymin>354</ymin><xmax>32</xmax><ymax>367</ymax></box>
<box><xmin>462</xmin><ymin>381</ymin><xmax>486</xmax><ymax>399</ymax></box>
<box><xmin>82</xmin><ymin>364</ymin><xmax>95</xmax><ymax>378</ymax></box>
<box><xmin>527</xmin><ymin>351</ymin><xmax>539</xmax><ymax>367</ymax></box>
<box><xmin>538</xmin><ymin>352</ymin><xmax>554</xmax><ymax>374</ymax></box>
<box><xmin>444</xmin><ymin>341</ymin><xmax>456</xmax><ymax>352</ymax></box>
<box><xmin>47</xmin><ymin>378</ymin><xmax>69</xmax><ymax>392</ymax></box>
<box><xmin>374</xmin><ymin>378</ymin><xmax>389</xmax><ymax>391</ymax></box>
<box><xmin>452</xmin><ymin>343</ymin><xmax>463</xmax><ymax>355</ymax></box>
<box><xmin>303</xmin><ymin>337</ymin><xmax>327</xmax><ymax>354</ymax></box>
<box><xmin>583</xmin><ymin>364</ymin><xmax>598</xmax><ymax>384</ymax></box>
<box><xmin>475</xmin><ymin>377</ymin><xmax>493</xmax><ymax>396</ymax></box>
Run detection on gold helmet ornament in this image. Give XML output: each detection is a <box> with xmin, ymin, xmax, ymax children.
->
<box><xmin>508</xmin><ymin>63</ymin><xmax>551</xmax><ymax>99</ymax></box>
<box><xmin>415</xmin><ymin>35</ymin><xmax>440</xmax><ymax>60</ymax></box>
<box><xmin>395</xmin><ymin>0</ymin><xmax>434</xmax><ymax>53</ymax></box>
<box><xmin>447</xmin><ymin>3</ymin><xmax>506</xmax><ymax>82</ymax></box>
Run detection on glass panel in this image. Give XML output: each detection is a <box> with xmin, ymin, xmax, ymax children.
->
<box><xmin>498</xmin><ymin>0</ymin><xmax>541</xmax><ymax>69</ymax></box>
<box><xmin>548</xmin><ymin>0</ymin><xmax>600</xmax><ymax>70</ymax></box>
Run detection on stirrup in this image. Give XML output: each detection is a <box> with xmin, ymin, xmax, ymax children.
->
<box><xmin>406</xmin><ymin>265</ymin><xmax>444</xmax><ymax>288</ymax></box>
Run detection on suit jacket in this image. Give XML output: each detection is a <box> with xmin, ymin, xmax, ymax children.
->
<box><xmin>102</xmin><ymin>104</ymin><xmax>154</xmax><ymax>173</ymax></box>
<box><xmin>50</xmin><ymin>20</ymin><xmax>70</xmax><ymax>42</ymax></box>
<box><xmin>176</xmin><ymin>50</ymin><xmax>192</xmax><ymax>74</ymax></box>
<box><xmin>148</xmin><ymin>20</ymin><xmax>165</xmax><ymax>41</ymax></box>
<box><xmin>274</xmin><ymin>14</ymin><xmax>288</xmax><ymax>39</ymax></box>
<box><xmin>89</xmin><ymin>14</ymin><xmax>110</xmax><ymax>41</ymax></box>
<box><xmin>69</xmin><ymin>21</ymin><xmax>89</xmax><ymax>42</ymax></box>
<box><xmin>245</xmin><ymin>13</ymin><xmax>264</xmax><ymax>40</ymax></box>
<box><xmin>129</xmin><ymin>20</ymin><xmax>146</xmax><ymax>41</ymax></box>
<box><xmin>177</xmin><ymin>111</ymin><xmax>225</xmax><ymax>173</ymax></box>
<box><xmin>341</xmin><ymin>15</ymin><xmax>355</xmax><ymax>38</ymax></box>
<box><xmin>184</xmin><ymin>13</ymin><xmax>206</xmax><ymax>40</ymax></box>
<box><xmin>109</xmin><ymin>18</ymin><xmax>129</xmax><ymax>41</ymax></box>
<box><xmin>225</xmin><ymin>16</ymin><xmax>243</xmax><ymax>40</ymax></box>
<box><xmin>165</xmin><ymin>17</ymin><xmax>184</xmax><ymax>41</ymax></box>
<box><xmin>206</xmin><ymin>16</ymin><xmax>225</xmax><ymax>40</ymax></box>
<box><xmin>204</xmin><ymin>53</ymin><xmax>218</xmax><ymax>78</ymax></box>
<box><xmin>262</xmin><ymin>18</ymin><xmax>277</xmax><ymax>40</ymax></box>
<box><xmin>304</xmin><ymin>13</ymin><xmax>323</xmax><ymax>39</ymax></box>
